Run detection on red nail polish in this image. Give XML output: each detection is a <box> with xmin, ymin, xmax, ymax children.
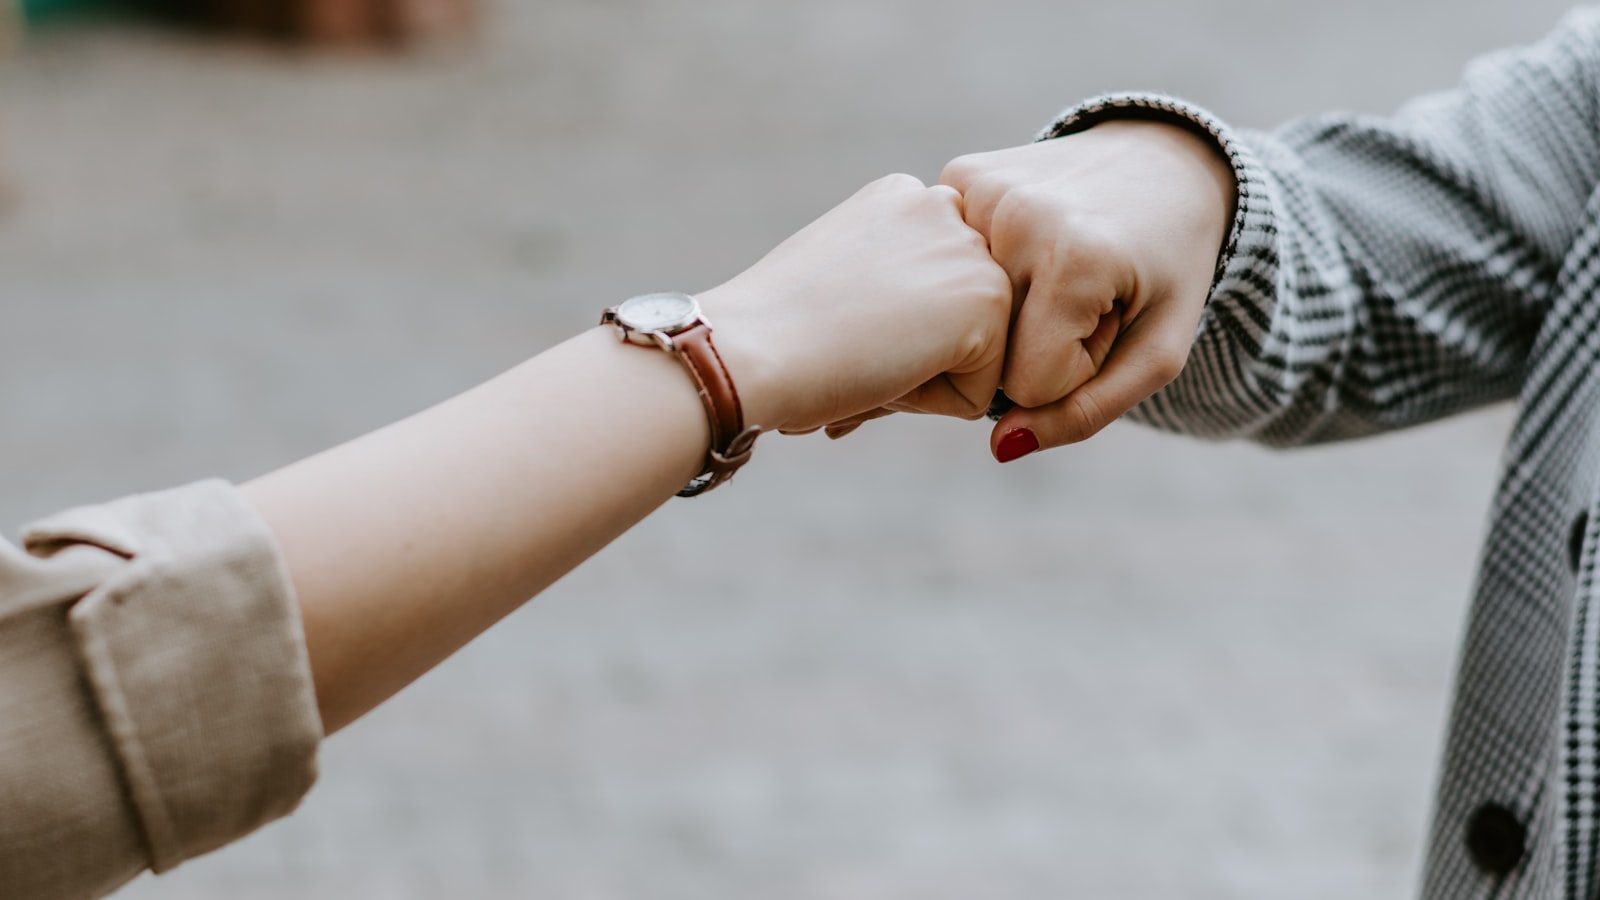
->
<box><xmin>995</xmin><ymin>428</ymin><xmax>1039</xmax><ymax>463</ymax></box>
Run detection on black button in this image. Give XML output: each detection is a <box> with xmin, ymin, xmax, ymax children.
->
<box><xmin>1572</xmin><ymin>510</ymin><xmax>1590</xmax><ymax>574</ymax></box>
<box><xmin>1465</xmin><ymin>802</ymin><xmax>1527</xmax><ymax>876</ymax></box>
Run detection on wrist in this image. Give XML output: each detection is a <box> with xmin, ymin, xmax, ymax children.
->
<box><xmin>1040</xmin><ymin>94</ymin><xmax>1242</xmax><ymax>280</ymax></box>
<box><xmin>579</xmin><ymin>326</ymin><xmax>712</xmax><ymax>465</ymax></box>
<box><xmin>1092</xmin><ymin>118</ymin><xmax>1236</xmax><ymax>237</ymax></box>
<box><xmin>598</xmin><ymin>291</ymin><xmax>763</xmax><ymax>495</ymax></box>
<box><xmin>693</xmin><ymin>283</ymin><xmax>790</xmax><ymax>431</ymax></box>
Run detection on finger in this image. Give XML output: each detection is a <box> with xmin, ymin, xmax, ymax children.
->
<box><xmin>894</xmin><ymin>313</ymin><xmax>1010</xmax><ymax>423</ymax></box>
<box><xmin>893</xmin><ymin>317</ymin><xmax>1008</xmax><ymax>420</ymax></box>
<box><xmin>988</xmin><ymin>307</ymin><xmax>1193</xmax><ymax>456</ymax></box>
<box><xmin>924</xmin><ymin>181</ymin><xmax>965</xmax><ymax>212</ymax></box>
<box><xmin>1084</xmin><ymin>299</ymin><xmax>1125</xmax><ymax>372</ymax></box>
<box><xmin>823</xmin><ymin>407</ymin><xmax>898</xmax><ymax>432</ymax></box>
<box><xmin>865</xmin><ymin>172</ymin><xmax>927</xmax><ymax>197</ymax></box>
<box><xmin>882</xmin><ymin>399</ymin><xmax>933</xmax><ymax>414</ymax></box>
<box><xmin>938</xmin><ymin>152</ymin><xmax>1005</xmax><ymax>238</ymax></box>
<box><xmin>937</xmin><ymin>153</ymin><xmax>986</xmax><ymax>193</ymax></box>
<box><xmin>825</xmin><ymin>405</ymin><xmax>901</xmax><ymax>439</ymax></box>
<box><xmin>938</xmin><ymin>181</ymin><xmax>1031</xmax><ymax>328</ymax></box>
<box><xmin>998</xmin><ymin>284</ymin><xmax>1120</xmax><ymax>410</ymax></box>
<box><xmin>989</xmin><ymin>202</ymin><xmax>1131</xmax><ymax>407</ymax></box>
<box><xmin>886</xmin><ymin>373</ymin><xmax>987</xmax><ymax>419</ymax></box>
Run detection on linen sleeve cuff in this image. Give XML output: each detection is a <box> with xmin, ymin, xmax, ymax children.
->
<box><xmin>21</xmin><ymin>479</ymin><xmax>322</xmax><ymax>873</ymax></box>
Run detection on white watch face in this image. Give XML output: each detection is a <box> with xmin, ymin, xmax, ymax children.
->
<box><xmin>617</xmin><ymin>292</ymin><xmax>699</xmax><ymax>333</ymax></box>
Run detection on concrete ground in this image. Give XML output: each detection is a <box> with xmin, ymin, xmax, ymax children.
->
<box><xmin>0</xmin><ymin>1</ymin><xmax>1578</xmax><ymax>897</ymax></box>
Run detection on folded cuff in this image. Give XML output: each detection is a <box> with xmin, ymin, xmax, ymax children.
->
<box><xmin>22</xmin><ymin>479</ymin><xmax>322</xmax><ymax>873</ymax></box>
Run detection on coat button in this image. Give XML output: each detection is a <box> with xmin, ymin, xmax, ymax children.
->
<box><xmin>1465</xmin><ymin>802</ymin><xmax>1526</xmax><ymax>876</ymax></box>
<box><xmin>1572</xmin><ymin>510</ymin><xmax>1590</xmax><ymax>574</ymax></box>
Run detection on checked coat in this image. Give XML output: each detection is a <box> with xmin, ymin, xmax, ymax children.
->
<box><xmin>1049</xmin><ymin>8</ymin><xmax>1600</xmax><ymax>898</ymax></box>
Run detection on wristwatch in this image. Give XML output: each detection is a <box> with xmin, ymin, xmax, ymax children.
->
<box><xmin>601</xmin><ymin>291</ymin><xmax>762</xmax><ymax>497</ymax></box>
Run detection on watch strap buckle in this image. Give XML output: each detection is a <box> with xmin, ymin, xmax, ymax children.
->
<box><xmin>677</xmin><ymin>425</ymin><xmax>762</xmax><ymax>497</ymax></box>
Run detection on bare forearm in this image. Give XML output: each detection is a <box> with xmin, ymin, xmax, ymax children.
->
<box><xmin>238</xmin><ymin>175</ymin><xmax>1011</xmax><ymax>735</ymax></box>
<box><xmin>241</xmin><ymin>327</ymin><xmax>707</xmax><ymax>734</ymax></box>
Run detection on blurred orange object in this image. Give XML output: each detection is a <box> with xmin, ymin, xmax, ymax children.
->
<box><xmin>170</xmin><ymin>0</ymin><xmax>476</xmax><ymax>44</ymax></box>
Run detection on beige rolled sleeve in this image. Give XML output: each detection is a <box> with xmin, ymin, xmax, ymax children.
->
<box><xmin>0</xmin><ymin>480</ymin><xmax>322</xmax><ymax>899</ymax></box>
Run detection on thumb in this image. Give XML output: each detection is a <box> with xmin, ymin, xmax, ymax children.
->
<box><xmin>988</xmin><ymin>393</ymin><xmax>1108</xmax><ymax>463</ymax></box>
<box><xmin>987</xmin><ymin>316</ymin><xmax>1192</xmax><ymax>461</ymax></box>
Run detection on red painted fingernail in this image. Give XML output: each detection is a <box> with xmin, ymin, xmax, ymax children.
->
<box><xmin>995</xmin><ymin>428</ymin><xmax>1040</xmax><ymax>463</ymax></box>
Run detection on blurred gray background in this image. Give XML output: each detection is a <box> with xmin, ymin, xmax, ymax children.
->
<box><xmin>0</xmin><ymin>1</ymin><xmax>1574</xmax><ymax>898</ymax></box>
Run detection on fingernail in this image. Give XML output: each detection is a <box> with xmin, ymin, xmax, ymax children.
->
<box><xmin>995</xmin><ymin>428</ymin><xmax>1039</xmax><ymax>463</ymax></box>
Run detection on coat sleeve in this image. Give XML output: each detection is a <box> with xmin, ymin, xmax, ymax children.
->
<box><xmin>1045</xmin><ymin>8</ymin><xmax>1600</xmax><ymax>446</ymax></box>
<box><xmin>0</xmin><ymin>480</ymin><xmax>322</xmax><ymax>900</ymax></box>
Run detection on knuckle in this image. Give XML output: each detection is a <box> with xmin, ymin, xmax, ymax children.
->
<box><xmin>921</xmin><ymin>184</ymin><xmax>966</xmax><ymax>221</ymax></box>
<box><xmin>874</xmin><ymin>172</ymin><xmax>925</xmax><ymax>193</ymax></box>
<box><xmin>939</xmin><ymin>153</ymin><xmax>986</xmax><ymax>188</ymax></box>
<box><xmin>954</xmin><ymin>221</ymin><xmax>1003</xmax><ymax>269</ymax></box>
<box><xmin>1054</xmin><ymin>226</ymin><xmax>1114</xmax><ymax>273</ymax></box>
<box><xmin>1055</xmin><ymin>231</ymin><xmax>1095</xmax><ymax>265</ymax></box>
<box><xmin>989</xmin><ymin>187</ymin><xmax>1056</xmax><ymax>244</ymax></box>
<box><xmin>1009</xmin><ymin>184</ymin><xmax>1062</xmax><ymax>220</ymax></box>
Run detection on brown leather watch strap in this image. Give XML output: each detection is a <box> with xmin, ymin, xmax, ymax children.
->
<box><xmin>668</xmin><ymin>323</ymin><xmax>761</xmax><ymax>497</ymax></box>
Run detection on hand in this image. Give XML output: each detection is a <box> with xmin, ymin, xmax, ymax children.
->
<box><xmin>936</xmin><ymin>119</ymin><xmax>1236</xmax><ymax>460</ymax></box>
<box><xmin>697</xmin><ymin>174</ymin><xmax>1012</xmax><ymax>436</ymax></box>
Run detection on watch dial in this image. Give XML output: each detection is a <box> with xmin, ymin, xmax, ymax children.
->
<box><xmin>619</xmin><ymin>292</ymin><xmax>697</xmax><ymax>332</ymax></box>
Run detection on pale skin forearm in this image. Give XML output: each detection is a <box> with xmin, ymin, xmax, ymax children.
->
<box><xmin>241</xmin><ymin>327</ymin><xmax>708</xmax><ymax>734</ymax></box>
<box><xmin>237</xmin><ymin>175</ymin><xmax>1013</xmax><ymax>736</ymax></box>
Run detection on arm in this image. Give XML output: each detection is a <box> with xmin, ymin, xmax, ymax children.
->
<box><xmin>940</xmin><ymin>8</ymin><xmax>1600</xmax><ymax>453</ymax></box>
<box><xmin>241</xmin><ymin>329</ymin><xmax>713</xmax><ymax>733</ymax></box>
<box><xmin>0</xmin><ymin>175</ymin><xmax>1008</xmax><ymax>900</ymax></box>
<box><xmin>245</xmin><ymin>173</ymin><xmax>1010</xmax><ymax>734</ymax></box>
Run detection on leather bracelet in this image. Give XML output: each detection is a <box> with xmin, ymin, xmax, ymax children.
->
<box><xmin>667</xmin><ymin>322</ymin><xmax>762</xmax><ymax>496</ymax></box>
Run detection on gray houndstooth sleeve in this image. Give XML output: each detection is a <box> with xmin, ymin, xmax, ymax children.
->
<box><xmin>1040</xmin><ymin>8</ymin><xmax>1600</xmax><ymax>447</ymax></box>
